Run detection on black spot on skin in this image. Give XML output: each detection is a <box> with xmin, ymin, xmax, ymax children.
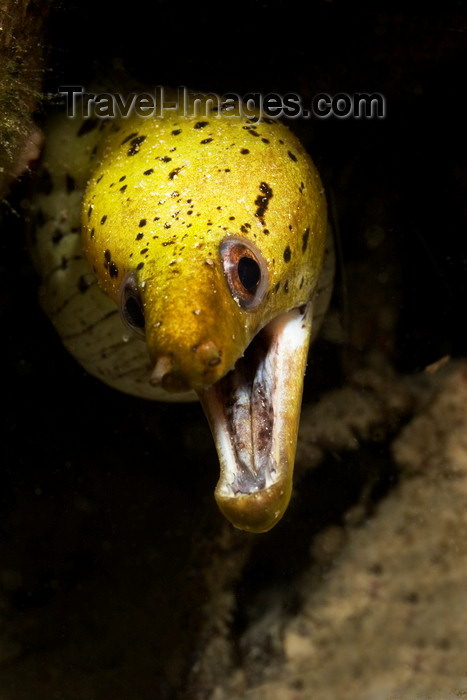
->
<box><xmin>119</xmin><ymin>175</ymin><xmax>126</xmax><ymax>182</ymax></box>
<box><xmin>100</xmin><ymin>215</ymin><xmax>107</xmax><ymax>225</ymax></box>
<box><xmin>90</xmin><ymin>227</ymin><xmax>95</xmax><ymax>239</ymax></box>
<box><xmin>87</xmin><ymin>205</ymin><xmax>93</xmax><ymax>219</ymax></box>
<box><xmin>136</xmin><ymin>232</ymin><xmax>144</xmax><ymax>241</ymax></box>
<box><xmin>288</xmin><ymin>150</ymin><xmax>298</xmax><ymax>162</ymax></box>
<box><xmin>136</xmin><ymin>262</ymin><xmax>144</xmax><ymax>270</ymax></box>
<box><xmin>240</xmin><ymin>148</ymin><xmax>249</xmax><ymax>155</ymax></box>
<box><xmin>78</xmin><ymin>275</ymin><xmax>91</xmax><ymax>293</ymax></box>
<box><xmin>51</xmin><ymin>229</ymin><xmax>63</xmax><ymax>245</ymax></box>
<box><xmin>168</xmin><ymin>167</ymin><xmax>182</xmax><ymax>180</ymax></box>
<box><xmin>65</xmin><ymin>173</ymin><xmax>75</xmax><ymax>192</ymax></box>
<box><xmin>284</xmin><ymin>280</ymin><xmax>289</xmax><ymax>293</ymax></box>
<box><xmin>274</xmin><ymin>281</ymin><xmax>281</xmax><ymax>293</ymax></box>
<box><xmin>103</xmin><ymin>249</ymin><xmax>118</xmax><ymax>277</ymax></box>
<box><xmin>139</xmin><ymin>219</ymin><xmax>147</xmax><ymax>227</ymax></box>
<box><xmin>261</xmin><ymin>138</ymin><xmax>270</xmax><ymax>144</ymax></box>
<box><xmin>302</xmin><ymin>227</ymin><xmax>310</xmax><ymax>253</ymax></box>
<box><xmin>194</xmin><ymin>121</ymin><xmax>209</xmax><ymax>129</ymax></box>
<box><xmin>120</xmin><ymin>184</ymin><xmax>127</xmax><ymax>193</ymax></box>
<box><xmin>144</xmin><ymin>168</ymin><xmax>154</xmax><ymax>175</ymax></box>
<box><xmin>162</xmin><ymin>240</ymin><xmax>175</xmax><ymax>246</ymax></box>
<box><xmin>127</xmin><ymin>135</ymin><xmax>146</xmax><ymax>156</ymax></box>
<box><xmin>121</xmin><ymin>132</ymin><xmax>138</xmax><ymax>145</ymax></box>
<box><xmin>140</xmin><ymin>248</ymin><xmax>148</xmax><ymax>255</ymax></box>
<box><xmin>171</xmin><ymin>129</ymin><xmax>182</xmax><ymax>136</ymax></box>
<box><xmin>299</xmin><ymin>276</ymin><xmax>304</xmax><ymax>289</ymax></box>
<box><xmin>229</xmin><ymin>216</ymin><xmax>235</xmax><ymax>221</ymax></box>
<box><xmin>200</xmin><ymin>138</ymin><xmax>213</xmax><ymax>144</ymax></box>
<box><xmin>164</xmin><ymin>223</ymin><xmax>171</xmax><ymax>229</ymax></box>
<box><xmin>283</xmin><ymin>245</ymin><xmax>291</xmax><ymax>263</ymax></box>
<box><xmin>255</xmin><ymin>181</ymin><xmax>273</xmax><ymax>224</ymax></box>
<box><xmin>77</xmin><ymin>118</ymin><xmax>99</xmax><ymax>137</ymax></box>
<box><xmin>160</xmin><ymin>156</ymin><xmax>172</xmax><ymax>163</ymax></box>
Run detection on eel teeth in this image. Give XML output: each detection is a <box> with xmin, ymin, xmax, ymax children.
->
<box><xmin>198</xmin><ymin>302</ymin><xmax>314</xmax><ymax>533</ymax></box>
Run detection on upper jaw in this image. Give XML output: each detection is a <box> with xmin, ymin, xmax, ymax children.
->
<box><xmin>197</xmin><ymin>301</ymin><xmax>314</xmax><ymax>533</ymax></box>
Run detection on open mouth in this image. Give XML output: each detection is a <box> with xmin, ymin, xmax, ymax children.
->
<box><xmin>197</xmin><ymin>302</ymin><xmax>314</xmax><ymax>533</ymax></box>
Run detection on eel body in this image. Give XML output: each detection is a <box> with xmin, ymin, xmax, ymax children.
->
<box><xmin>29</xmin><ymin>94</ymin><xmax>333</xmax><ymax>532</ymax></box>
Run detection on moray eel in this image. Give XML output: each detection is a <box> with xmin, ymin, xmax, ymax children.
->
<box><xmin>29</xmin><ymin>95</ymin><xmax>333</xmax><ymax>533</ymax></box>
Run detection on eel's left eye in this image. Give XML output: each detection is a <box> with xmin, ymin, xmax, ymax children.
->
<box><xmin>118</xmin><ymin>271</ymin><xmax>146</xmax><ymax>339</ymax></box>
<box><xmin>220</xmin><ymin>237</ymin><xmax>268</xmax><ymax>309</ymax></box>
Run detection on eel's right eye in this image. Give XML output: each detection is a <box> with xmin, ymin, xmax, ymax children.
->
<box><xmin>118</xmin><ymin>271</ymin><xmax>146</xmax><ymax>339</ymax></box>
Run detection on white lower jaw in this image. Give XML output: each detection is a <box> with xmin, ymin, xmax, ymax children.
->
<box><xmin>197</xmin><ymin>302</ymin><xmax>314</xmax><ymax>533</ymax></box>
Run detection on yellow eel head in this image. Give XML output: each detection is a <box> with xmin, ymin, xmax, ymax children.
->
<box><xmin>82</xmin><ymin>102</ymin><xmax>327</xmax><ymax>532</ymax></box>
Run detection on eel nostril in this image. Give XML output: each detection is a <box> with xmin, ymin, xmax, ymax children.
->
<box><xmin>196</xmin><ymin>340</ymin><xmax>222</xmax><ymax>367</ymax></box>
<box><xmin>150</xmin><ymin>355</ymin><xmax>174</xmax><ymax>387</ymax></box>
<box><xmin>149</xmin><ymin>355</ymin><xmax>190</xmax><ymax>392</ymax></box>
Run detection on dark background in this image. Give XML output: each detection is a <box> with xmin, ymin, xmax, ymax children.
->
<box><xmin>44</xmin><ymin>0</ymin><xmax>467</xmax><ymax>369</ymax></box>
<box><xmin>1</xmin><ymin>1</ymin><xmax>466</xmax><ymax>697</ymax></box>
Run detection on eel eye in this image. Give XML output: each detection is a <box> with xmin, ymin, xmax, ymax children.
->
<box><xmin>220</xmin><ymin>237</ymin><xmax>268</xmax><ymax>310</ymax></box>
<box><xmin>118</xmin><ymin>271</ymin><xmax>146</xmax><ymax>339</ymax></box>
